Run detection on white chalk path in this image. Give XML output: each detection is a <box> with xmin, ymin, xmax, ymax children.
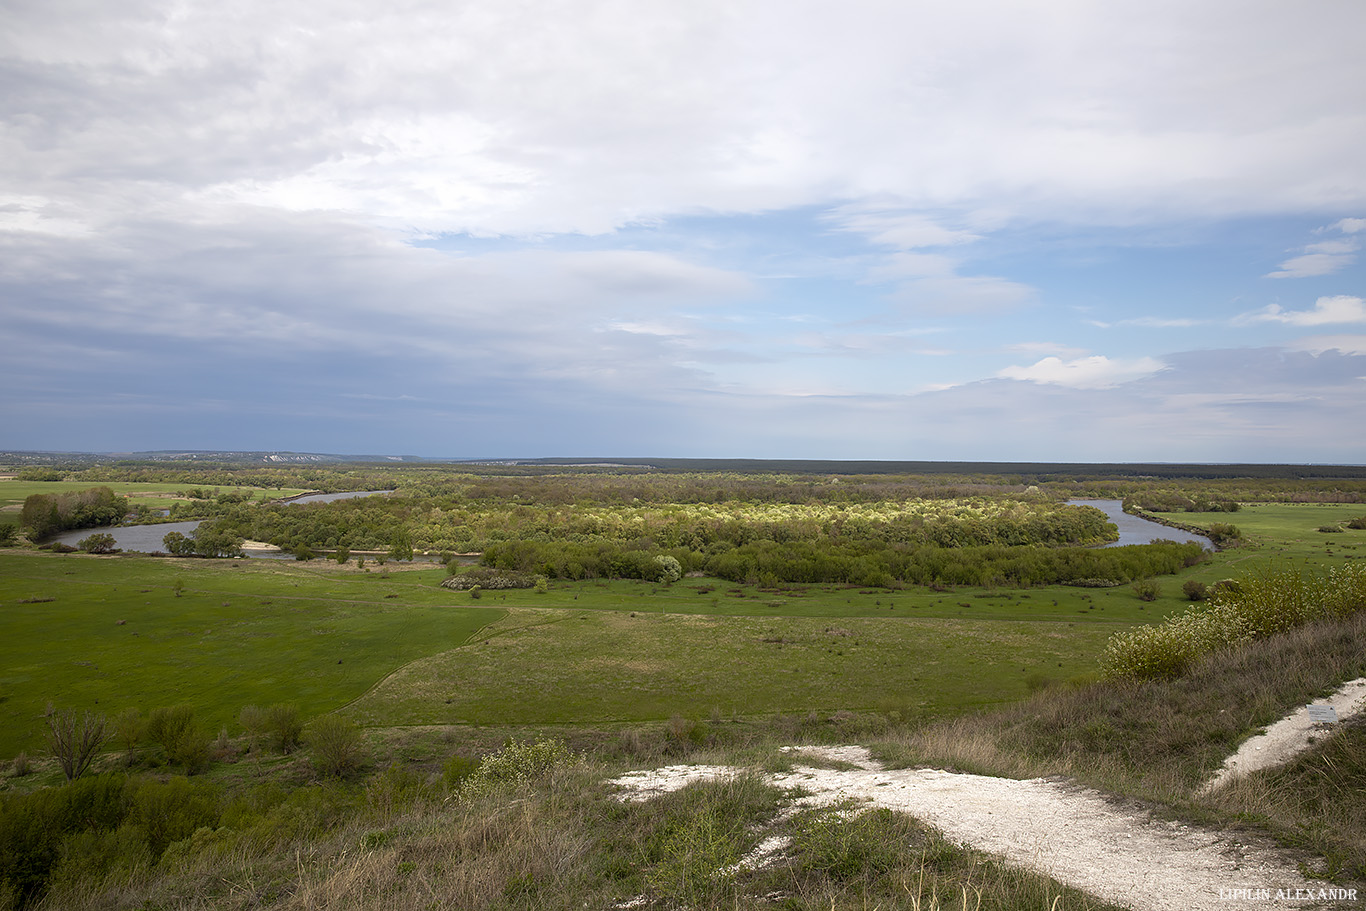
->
<box><xmin>1203</xmin><ymin>677</ymin><xmax>1366</xmax><ymax>793</ymax></box>
<box><xmin>609</xmin><ymin>682</ymin><xmax>1366</xmax><ymax>911</ymax></box>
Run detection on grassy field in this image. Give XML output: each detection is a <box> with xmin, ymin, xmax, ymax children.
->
<box><xmin>0</xmin><ymin>553</ymin><xmax>500</xmax><ymax>756</ymax></box>
<box><xmin>0</xmin><ymin>478</ymin><xmax>311</xmax><ymax>517</ymax></box>
<box><xmin>1181</xmin><ymin>502</ymin><xmax>1366</xmax><ymax>561</ymax></box>
<box><xmin>343</xmin><ymin>608</ymin><xmax>1118</xmax><ymax>728</ymax></box>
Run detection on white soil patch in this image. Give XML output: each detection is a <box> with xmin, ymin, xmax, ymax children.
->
<box><xmin>1203</xmin><ymin>677</ymin><xmax>1366</xmax><ymax>794</ymax></box>
<box><xmin>609</xmin><ymin>717</ymin><xmax>1365</xmax><ymax>911</ymax></box>
<box><xmin>609</xmin><ymin>764</ymin><xmax>738</xmax><ymax>802</ymax></box>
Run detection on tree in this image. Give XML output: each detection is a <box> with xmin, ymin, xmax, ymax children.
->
<box><xmin>77</xmin><ymin>532</ymin><xmax>118</xmax><ymax>554</ymax></box>
<box><xmin>308</xmin><ymin>715</ymin><xmax>365</xmax><ymax>778</ymax></box>
<box><xmin>652</xmin><ymin>555</ymin><xmax>682</xmax><ymax>584</ymax></box>
<box><xmin>146</xmin><ymin>705</ymin><xmax>209</xmax><ymax>772</ymax></box>
<box><xmin>162</xmin><ymin>531</ymin><xmax>195</xmax><ymax>556</ymax></box>
<box><xmin>388</xmin><ymin>533</ymin><xmax>414</xmax><ymax>562</ymax></box>
<box><xmin>265</xmin><ymin>703</ymin><xmax>303</xmax><ymax>753</ymax></box>
<box><xmin>192</xmin><ymin>524</ymin><xmax>243</xmax><ymax>558</ymax></box>
<box><xmin>20</xmin><ymin>494</ymin><xmax>61</xmax><ymax>539</ymax></box>
<box><xmin>239</xmin><ymin>704</ymin><xmax>267</xmax><ymax>753</ymax></box>
<box><xmin>47</xmin><ymin>709</ymin><xmax>108</xmax><ymax>780</ymax></box>
<box><xmin>111</xmin><ymin>708</ymin><xmax>144</xmax><ymax>766</ymax></box>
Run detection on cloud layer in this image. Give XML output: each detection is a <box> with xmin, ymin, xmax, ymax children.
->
<box><xmin>3</xmin><ymin>1</ymin><xmax>1365</xmax><ymax>460</ymax></box>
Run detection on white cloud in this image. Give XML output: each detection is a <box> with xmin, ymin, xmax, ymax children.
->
<box><xmin>1267</xmin><ymin>220</ymin><xmax>1362</xmax><ymax>277</ymax></box>
<box><xmin>998</xmin><ymin>355</ymin><xmax>1166</xmax><ymax>389</ymax></box>
<box><xmin>1304</xmin><ymin>239</ymin><xmax>1358</xmax><ymax>255</ymax></box>
<box><xmin>1265</xmin><ymin>251</ymin><xmax>1358</xmax><ymax>279</ymax></box>
<box><xmin>1237</xmin><ymin>295</ymin><xmax>1366</xmax><ymax>326</ymax></box>
<box><xmin>6</xmin><ymin>1</ymin><xmax>1366</xmax><ymax>242</ymax></box>
<box><xmin>829</xmin><ymin>209</ymin><xmax>981</xmax><ymax>249</ymax></box>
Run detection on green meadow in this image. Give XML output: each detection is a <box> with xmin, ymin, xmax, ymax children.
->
<box><xmin>1</xmin><ymin>499</ymin><xmax>1363</xmax><ymax>761</ymax></box>
<box><xmin>342</xmin><ymin>607</ymin><xmax>1118</xmax><ymax>728</ymax></box>
<box><xmin>0</xmin><ymin>553</ymin><xmax>498</xmax><ymax>756</ymax></box>
<box><xmin>0</xmin><ymin>478</ymin><xmax>310</xmax><ymax>516</ymax></box>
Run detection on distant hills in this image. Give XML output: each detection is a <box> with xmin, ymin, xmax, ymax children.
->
<box><xmin>2</xmin><ymin>450</ymin><xmax>1365</xmax><ymax>479</ymax></box>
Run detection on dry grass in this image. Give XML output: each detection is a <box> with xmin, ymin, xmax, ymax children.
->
<box><xmin>872</xmin><ymin>612</ymin><xmax>1366</xmax><ymax>880</ymax></box>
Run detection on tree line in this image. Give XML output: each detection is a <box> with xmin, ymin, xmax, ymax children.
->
<box><xmin>19</xmin><ymin>487</ymin><xmax>128</xmax><ymax>540</ymax></box>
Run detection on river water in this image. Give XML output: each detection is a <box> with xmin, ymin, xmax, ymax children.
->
<box><xmin>1069</xmin><ymin>499</ymin><xmax>1215</xmax><ymax>550</ymax></box>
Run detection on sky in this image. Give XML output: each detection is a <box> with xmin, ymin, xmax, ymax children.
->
<box><xmin>2</xmin><ymin>0</ymin><xmax>1365</xmax><ymax>463</ymax></box>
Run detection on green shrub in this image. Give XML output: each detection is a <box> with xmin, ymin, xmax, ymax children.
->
<box><xmin>441</xmin><ymin>567</ymin><xmax>538</xmax><ymax>590</ymax></box>
<box><xmin>1131</xmin><ymin>579</ymin><xmax>1160</xmax><ymax>602</ymax></box>
<box><xmin>1102</xmin><ymin>565</ymin><xmax>1366</xmax><ymax>680</ymax></box>
<box><xmin>1209</xmin><ymin>578</ymin><xmax>1242</xmax><ymax>598</ymax></box>
<box><xmin>308</xmin><ymin>716</ymin><xmax>365</xmax><ymax>778</ymax></box>
<box><xmin>0</xmin><ymin>774</ymin><xmax>131</xmax><ymax>905</ymax></box>
<box><xmin>652</xmin><ymin>555</ymin><xmax>683</xmax><ymax>584</ymax></box>
<box><xmin>239</xmin><ymin>704</ymin><xmax>267</xmax><ymax>752</ymax></box>
<box><xmin>456</xmin><ymin>738</ymin><xmax>574</xmax><ymax>800</ymax></box>
<box><xmin>1206</xmin><ymin>523</ymin><xmax>1242</xmax><ymax>545</ymax></box>
<box><xmin>111</xmin><ymin>707</ymin><xmax>143</xmax><ymax>766</ymax></box>
<box><xmin>1182</xmin><ymin>579</ymin><xmax>1208</xmax><ymax>601</ymax></box>
<box><xmin>442</xmin><ymin>755</ymin><xmax>480</xmax><ymax>789</ymax></box>
<box><xmin>76</xmin><ymin>533</ymin><xmax>117</xmax><ymax>554</ymax></box>
<box><xmin>265</xmin><ymin>704</ymin><xmax>303</xmax><ymax>754</ymax></box>
<box><xmin>1320</xmin><ymin>563</ymin><xmax>1366</xmax><ymax>618</ymax></box>
<box><xmin>146</xmin><ymin>706</ymin><xmax>210</xmax><ymax>772</ymax></box>
<box><xmin>128</xmin><ymin>776</ymin><xmax>221</xmax><ymax>857</ymax></box>
<box><xmin>646</xmin><ymin>809</ymin><xmax>740</xmax><ymax>903</ymax></box>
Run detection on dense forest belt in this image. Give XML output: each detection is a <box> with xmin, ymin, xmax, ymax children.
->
<box><xmin>15</xmin><ymin>463</ymin><xmax>1366</xmax><ymax>513</ymax></box>
<box><xmin>482</xmin><ymin>537</ymin><xmax>1208</xmax><ymax>588</ymax></box>
<box><xmin>205</xmin><ymin>497</ymin><xmax>1118</xmax><ymax>558</ymax></box>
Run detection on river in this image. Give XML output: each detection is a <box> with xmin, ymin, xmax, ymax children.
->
<box><xmin>1069</xmin><ymin>499</ymin><xmax>1215</xmax><ymax>550</ymax></box>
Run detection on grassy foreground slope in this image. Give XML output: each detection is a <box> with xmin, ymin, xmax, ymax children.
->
<box><xmin>14</xmin><ymin>614</ymin><xmax>1362</xmax><ymax>911</ymax></box>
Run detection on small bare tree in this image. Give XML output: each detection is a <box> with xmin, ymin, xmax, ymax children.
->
<box><xmin>47</xmin><ymin>708</ymin><xmax>108</xmax><ymax>780</ymax></box>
